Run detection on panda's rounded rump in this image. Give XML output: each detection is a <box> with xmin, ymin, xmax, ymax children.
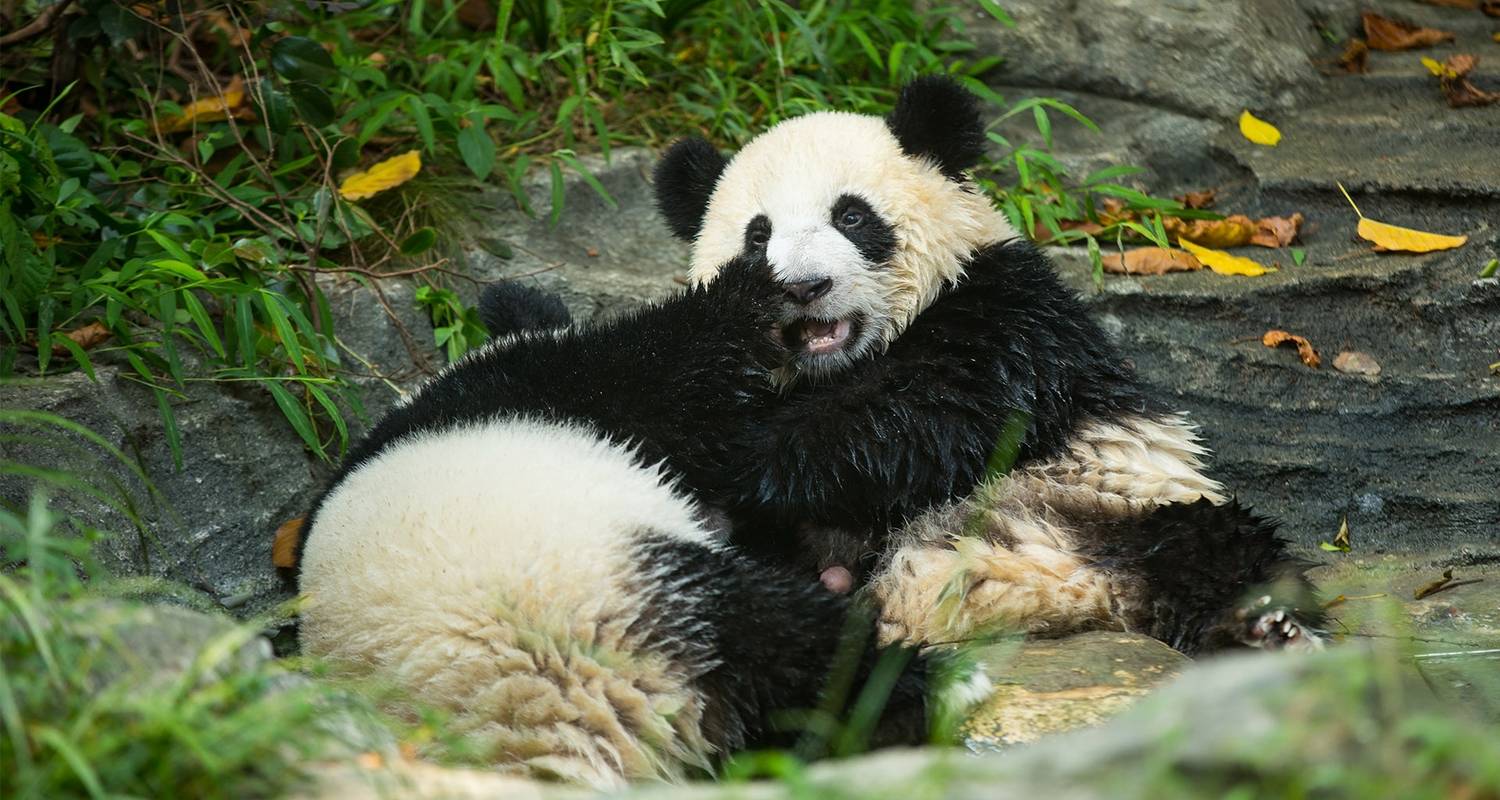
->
<box><xmin>298</xmin><ymin>417</ymin><xmax>721</xmax><ymax>786</ymax></box>
<box><xmin>299</xmin><ymin>417</ymin><xmax>712</xmax><ymax>634</ymax></box>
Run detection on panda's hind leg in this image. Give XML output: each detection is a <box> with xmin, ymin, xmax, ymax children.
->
<box><xmin>1077</xmin><ymin>498</ymin><xmax>1327</xmax><ymax>655</ymax></box>
<box><xmin>632</xmin><ymin>536</ymin><xmax>987</xmax><ymax>757</ymax></box>
<box><xmin>870</xmin><ymin>476</ymin><xmax>1127</xmax><ymax>648</ymax></box>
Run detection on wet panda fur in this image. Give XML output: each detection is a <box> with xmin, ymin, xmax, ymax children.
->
<box><xmin>294</xmin><ymin>257</ymin><xmax>979</xmax><ymax>788</ymax></box>
<box><xmin>647</xmin><ymin>75</ymin><xmax>1325</xmax><ymax>656</ymax></box>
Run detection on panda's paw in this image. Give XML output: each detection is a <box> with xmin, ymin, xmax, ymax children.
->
<box><xmin>1237</xmin><ymin>595</ymin><xmax>1326</xmax><ymax>652</ymax></box>
<box><xmin>871</xmin><ymin>546</ymin><xmax>964</xmax><ymax>648</ymax></box>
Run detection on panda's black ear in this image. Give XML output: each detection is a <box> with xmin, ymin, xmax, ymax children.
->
<box><xmin>653</xmin><ymin>137</ymin><xmax>728</xmax><ymax>241</ymax></box>
<box><xmin>885</xmin><ymin>75</ymin><xmax>986</xmax><ymax>180</ymax></box>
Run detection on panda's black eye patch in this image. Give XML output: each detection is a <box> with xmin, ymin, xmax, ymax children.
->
<box><xmin>831</xmin><ymin>195</ymin><xmax>897</xmax><ymax>266</ymax></box>
<box><xmin>744</xmin><ymin>215</ymin><xmax>771</xmax><ymax>252</ymax></box>
<box><xmin>838</xmin><ymin>207</ymin><xmax>865</xmax><ymax>229</ymax></box>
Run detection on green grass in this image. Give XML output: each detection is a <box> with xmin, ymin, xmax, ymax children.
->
<box><xmin>1</xmin><ymin>0</ymin><xmax>1195</xmax><ymax>460</ymax></box>
<box><xmin>0</xmin><ymin>492</ymin><xmax>362</xmax><ymax>800</ymax></box>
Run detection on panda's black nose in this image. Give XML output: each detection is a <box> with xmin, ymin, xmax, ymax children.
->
<box><xmin>784</xmin><ymin>277</ymin><xmax>833</xmax><ymax>305</ymax></box>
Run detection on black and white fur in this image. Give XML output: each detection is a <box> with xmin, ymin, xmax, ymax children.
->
<box><xmin>294</xmin><ymin>259</ymin><xmax>979</xmax><ymax>788</ymax></box>
<box><xmin>648</xmin><ymin>76</ymin><xmax>1325</xmax><ymax>656</ymax></box>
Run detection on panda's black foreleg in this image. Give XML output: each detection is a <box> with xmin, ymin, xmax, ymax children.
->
<box><xmin>631</xmin><ymin>536</ymin><xmax>958</xmax><ymax>762</ymax></box>
<box><xmin>1075</xmin><ymin>498</ymin><xmax>1326</xmax><ymax>655</ymax></box>
<box><xmin>478</xmin><ymin>281</ymin><xmax>573</xmax><ymax>338</ymax></box>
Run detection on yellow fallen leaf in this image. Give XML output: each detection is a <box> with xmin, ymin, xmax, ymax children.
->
<box><xmin>1177</xmin><ymin>237</ymin><xmax>1274</xmax><ymax>276</ymax></box>
<box><xmin>157</xmin><ymin>76</ymin><xmax>246</xmax><ymax>134</ymax></box>
<box><xmin>1421</xmin><ymin>56</ymin><xmax>1448</xmax><ymax>76</ymax></box>
<box><xmin>1337</xmin><ymin>183</ymin><xmax>1468</xmax><ymax>253</ymax></box>
<box><xmin>1239</xmin><ymin>110</ymin><xmax>1282</xmax><ymax>147</ymax></box>
<box><xmin>1359</xmin><ymin>218</ymin><xmax>1468</xmax><ymax>252</ymax></box>
<box><xmin>339</xmin><ymin>150</ymin><xmax>422</xmax><ymax>201</ymax></box>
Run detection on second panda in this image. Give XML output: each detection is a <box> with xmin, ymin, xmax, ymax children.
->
<box><xmin>647</xmin><ymin>76</ymin><xmax>1325</xmax><ymax>655</ymax></box>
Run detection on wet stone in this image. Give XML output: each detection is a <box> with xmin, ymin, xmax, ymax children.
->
<box><xmin>961</xmin><ymin>632</ymin><xmax>1188</xmax><ymax>748</ymax></box>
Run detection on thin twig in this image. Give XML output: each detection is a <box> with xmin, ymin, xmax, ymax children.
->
<box><xmin>289</xmin><ymin>258</ymin><xmax>461</xmax><ymax>281</ymax></box>
<box><xmin>364</xmin><ymin>277</ymin><xmax>436</xmax><ymax>377</ymax></box>
<box><xmin>0</xmin><ymin>0</ymin><xmax>76</xmax><ymax>47</ymax></box>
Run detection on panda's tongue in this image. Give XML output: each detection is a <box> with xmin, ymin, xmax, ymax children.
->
<box><xmin>799</xmin><ymin>319</ymin><xmax>851</xmax><ymax>354</ymax></box>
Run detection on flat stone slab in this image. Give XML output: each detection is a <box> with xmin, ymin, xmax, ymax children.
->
<box><xmin>1313</xmin><ymin>553</ymin><xmax>1500</xmax><ymax>722</ymax></box>
<box><xmin>962</xmin><ymin>632</ymin><xmax>1187</xmax><ymax>749</ymax></box>
<box><xmin>1223</xmin><ymin>1</ymin><xmax>1500</xmax><ymax>197</ymax></box>
<box><xmin>463</xmin><ymin>149</ymin><xmax>688</xmax><ymax>323</ymax></box>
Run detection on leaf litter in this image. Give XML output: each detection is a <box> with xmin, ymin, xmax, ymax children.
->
<box><xmin>1423</xmin><ymin>54</ymin><xmax>1500</xmax><ymax>107</ymax></box>
<box><xmin>1337</xmin><ymin>183</ymin><xmax>1468</xmax><ymax>253</ymax></box>
<box><xmin>1362</xmin><ymin>12</ymin><xmax>1455</xmax><ymax>50</ymax></box>
<box><xmin>1263</xmin><ymin>330</ymin><xmax>1320</xmax><ymax>367</ymax></box>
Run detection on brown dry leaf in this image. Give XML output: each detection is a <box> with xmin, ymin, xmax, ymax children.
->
<box><xmin>1340</xmin><ymin>39</ymin><xmax>1370</xmax><ymax>73</ymax></box>
<box><xmin>1100</xmin><ymin>247</ymin><xmax>1203</xmax><ymax>275</ymax></box>
<box><xmin>1418</xmin><ymin>0</ymin><xmax>1476</xmax><ymax>7</ymax></box>
<box><xmin>1320</xmin><ymin>515</ymin><xmax>1352</xmax><ymax>552</ymax></box>
<box><xmin>272</xmin><ymin>516</ymin><xmax>305</xmax><ymax>569</ymax></box>
<box><xmin>156</xmin><ymin>76</ymin><xmax>248</xmax><ymax>134</ymax></box>
<box><xmin>1176</xmin><ymin>189</ymin><xmax>1217</xmax><ymax>209</ymax></box>
<box><xmin>51</xmin><ymin>321</ymin><xmax>112</xmax><ymax>354</ymax></box>
<box><xmin>1414</xmin><ymin>568</ymin><xmax>1456</xmax><ymax>600</ymax></box>
<box><xmin>1448</xmin><ymin>54</ymin><xmax>1480</xmax><ymax>74</ymax></box>
<box><xmin>1486</xmin><ymin>0</ymin><xmax>1500</xmax><ymax>17</ymax></box>
<box><xmin>1163</xmin><ymin>215</ymin><xmax>1257</xmax><ymax>248</ymax></box>
<box><xmin>1333</xmin><ymin>350</ymin><xmax>1382</xmax><ymax>376</ymax></box>
<box><xmin>1028</xmin><ymin>218</ymin><xmax>1107</xmax><ymax>243</ymax></box>
<box><xmin>1363</xmin><ymin>12</ymin><xmax>1455</xmax><ymax>50</ymax></box>
<box><xmin>1248</xmin><ymin>213</ymin><xmax>1305</xmax><ymax>248</ymax></box>
<box><xmin>1263</xmin><ymin>330</ymin><xmax>1321</xmax><ymax>367</ymax></box>
<box><xmin>355</xmin><ymin>752</ymin><xmax>385</xmax><ymax>770</ymax></box>
<box><xmin>1437</xmin><ymin>54</ymin><xmax>1500</xmax><ymax>106</ymax></box>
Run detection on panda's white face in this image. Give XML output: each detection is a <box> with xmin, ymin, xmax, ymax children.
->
<box><xmin>686</xmin><ymin>112</ymin><xmax>1015</xmax><ymax>382</ymax></box>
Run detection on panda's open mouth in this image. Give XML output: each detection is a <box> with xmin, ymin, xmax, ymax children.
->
<box><xmin>783</xmin><ymin>316</ymin><xmax>857</xmax><ymax>355</ymax></box>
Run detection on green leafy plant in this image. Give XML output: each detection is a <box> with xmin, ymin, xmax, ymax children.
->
<box><xmin>414</xmin><ymin>285</ymin><xmax>488</xmax><ymax>363</ymax></box>
<box><xmin>1</xmin><ymin>0</ymin><xmax>1181</xmax><ymax>461</ymax></box>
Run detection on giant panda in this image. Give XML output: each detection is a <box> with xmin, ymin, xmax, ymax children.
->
<box><xmin>293</xmin><ymin>255</ymin><xmax>998</xmax><ymax>789</ymax></box>
<box><xmin>650</xmin><ymin>75</ymin><xmax>1325</xmax><ymax>655</ymax></box>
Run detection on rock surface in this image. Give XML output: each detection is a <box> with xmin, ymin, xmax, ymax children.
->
<box><xmin>959</xmin><ymin>0</ymin><xmax>1323</xmax><ymax>119</ymax></box>
<box><xmin>295</xmin><ymin>643</ymin><xmax>1495</xmax><ymax>799</ymax></box>
<box><xmin>961</xmin><ymin>632</ymin><xmax>1187</xmax><ymax>748</ymax></box>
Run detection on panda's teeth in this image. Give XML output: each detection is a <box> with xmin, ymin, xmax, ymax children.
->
<box><xmin>801</xmin><ymin>319</ymin><xmax>852</xmax><ymax>354</ymax></box>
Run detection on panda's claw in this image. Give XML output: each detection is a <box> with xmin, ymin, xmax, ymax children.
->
<box><xmin>1241</xmin><ymin>604</ymin><xmax>1324</xmax><ymax>652</ymax></box>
